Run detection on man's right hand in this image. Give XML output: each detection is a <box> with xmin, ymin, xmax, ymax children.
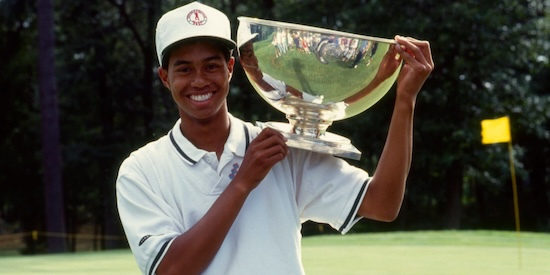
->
<box><xmin>233</xmin><ymin>128</ymin><xmax>288</xmax><ymax>192</ymax></box>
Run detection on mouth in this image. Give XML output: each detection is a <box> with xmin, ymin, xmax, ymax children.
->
<box><xmin>189</xmin><ymin>93</ymin><xmax>213</xmax><ymax>102</ymax></box>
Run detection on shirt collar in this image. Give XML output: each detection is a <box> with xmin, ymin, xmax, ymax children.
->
<box><xmin>169</xmin><ymin>114</ymin><xmax>250</xmax><ymax>165</ymax></box>
<box><xmin>225</xmin><ymin>114</ymin><xmax>249</xmax><ymax>158</ymax></box>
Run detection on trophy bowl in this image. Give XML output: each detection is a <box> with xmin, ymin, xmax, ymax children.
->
<box><xmin>237</xmin><ymin>17</ymin><xmax>402</xmax><ymax>160</ymax></box>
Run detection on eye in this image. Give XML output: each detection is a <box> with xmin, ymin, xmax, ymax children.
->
<box><xmin>176</xmin><ymin>66</ymin><xmax>192</xmax><ymax>74</ymax></box>
<box><xmin>205</xmin><ymin>63</ymin><xmax>221</xmax><ymax>72</ymax></box>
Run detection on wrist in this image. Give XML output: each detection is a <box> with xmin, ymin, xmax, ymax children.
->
<box><xmin>228</xmin><ymin>176</ymin><xmax>257</xmax><ymax>197</ymax></box>
<box><xmin>394</xmin><ymin>93</ymin><xmax>417</xmax><ymax>112</ymax></box>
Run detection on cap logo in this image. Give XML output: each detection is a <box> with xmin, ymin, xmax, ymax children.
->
<box><xmin>186</xmin><ymin>9</ymin><xmax>207</xmax><ymax>26</ymax></box>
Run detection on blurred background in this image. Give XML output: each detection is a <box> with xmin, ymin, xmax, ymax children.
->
<box><xmin>0</xmin><ymin>0</ymin><xmax>548</xmax><ymax>254</ymax></box>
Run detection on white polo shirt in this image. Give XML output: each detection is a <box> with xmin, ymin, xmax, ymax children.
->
<box><xmin>116</xmin><ymin>115</ymin><xmax>370</xmax><ymax>275</ymax></box>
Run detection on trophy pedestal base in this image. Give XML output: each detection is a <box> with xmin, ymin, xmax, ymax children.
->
<box><xmin>261</xmin><ymin>122</ymin><xmax>361</xmax><ymax>160</ymax></box>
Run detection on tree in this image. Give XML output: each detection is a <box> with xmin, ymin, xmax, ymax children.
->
<box><xmin>37</xmin><ymin>0</ymin><xmax>66</xmax><ymax>253</ymax></box>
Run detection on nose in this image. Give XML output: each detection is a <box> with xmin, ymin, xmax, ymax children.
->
<box><xmin>191</xmin><ymin>70</ymin><xmax>209</xmax><ymax>88</ymax></box>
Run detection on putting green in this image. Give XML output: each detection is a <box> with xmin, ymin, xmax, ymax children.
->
<box><xmin>302</xmin><ymin>230</ymin><xmax>550</xmax><ymax>274</ymax></box>
<box><xmin>0</xmin><ymin>231</ymin><xmax>548</xmax><ymax>274</ymax></box>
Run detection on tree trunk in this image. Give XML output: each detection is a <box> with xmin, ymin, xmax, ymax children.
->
<box><xmin>444</xmin><ymin>160</ymin><xmax>463</xmax><ymax>229</ymax></box>
<box><xmin>37</xmin><ymin>0</ymin><xmax>67</xmax><ymax>253</ymax></box>
<box><xmin>527</xmin><ymin>143</ymin><xmax>550</xmax><ymax>229</ymax></box>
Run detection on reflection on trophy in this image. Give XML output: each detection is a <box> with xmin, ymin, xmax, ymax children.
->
<box><xmin>237</xmin><ymin>17</ymin><xmax>402</xmax><ymax>160</ymax></box>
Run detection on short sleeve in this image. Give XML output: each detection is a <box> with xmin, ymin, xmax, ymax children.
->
<box><xmin>116</xmin><ymin>155</ymin><xmax>181</xmax><ymax>275</ymax></box>
<box><xmin>292</xmin><ymin>150</ymin><xmax>370</xmax><ymax>234</ymax></box>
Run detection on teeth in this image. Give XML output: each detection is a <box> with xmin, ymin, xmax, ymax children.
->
<box><xmin>190</xmin><ymin>93</ymin><xmax>212</xmax><ymax>102</ymax></box>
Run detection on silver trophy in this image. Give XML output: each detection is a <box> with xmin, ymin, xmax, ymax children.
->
<box><xmin>237</xmin><ymin>17</ymin><xmax>402</xmax><ymax>160</ymax></box>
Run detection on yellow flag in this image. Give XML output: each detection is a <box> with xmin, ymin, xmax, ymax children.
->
<box><xmin>481</xmin><ymin>116</ymin><xmax>511</xmax><ymax>144</ymax></box>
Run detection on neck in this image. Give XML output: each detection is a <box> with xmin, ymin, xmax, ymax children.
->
<box><xmin>180</xmin><ymin>112</ymin><xmax>231</xmax><ymax>159</ymax></box>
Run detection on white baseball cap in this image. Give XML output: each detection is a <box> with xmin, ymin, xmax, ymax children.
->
<box><xmin>155</xmin><ymin>1</ymin><xmax>236</xmax><ymax>66</ymax></box>
<box><xmin>237</xmin><ymin>19</ymin><xmax>259</xmax><ymax>49</ymax></box>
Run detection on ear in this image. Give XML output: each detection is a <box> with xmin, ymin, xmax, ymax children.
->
<box><xmin>227</xmin><ymin>56</ymin><xmax>235</xmax><ymax>80</ymax></box>
<box><xmin>158</xmin><ymin>67</ymin><xmax>170</xmax><ymax>89</ymax></box>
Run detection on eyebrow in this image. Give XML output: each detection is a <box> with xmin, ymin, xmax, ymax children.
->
<box><xmin>172</xmin><ymin>55</ymin><xmax>224</xmax><ymax>67</ymax></box>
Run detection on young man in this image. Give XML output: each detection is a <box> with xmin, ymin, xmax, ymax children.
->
<box><xmin>116</xmin><ymin>2</ymin><xmax>434</xmax><ymax>275</ymax></box>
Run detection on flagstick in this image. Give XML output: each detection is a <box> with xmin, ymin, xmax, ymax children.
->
<box><xmin>508</xmin><ymin>141</ymin><xmax>522</xmax><ymax>269</ymax></box>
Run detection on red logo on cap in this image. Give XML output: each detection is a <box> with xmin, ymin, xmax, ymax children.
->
<box><xmin>187</xmin><ymin>9</ymin><xmax>207</xmax><ymax>26</ymax></box>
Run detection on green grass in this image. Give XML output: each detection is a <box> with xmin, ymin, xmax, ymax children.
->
<box><xmin>302</xmin><ymin>230</ymin><xmax>550</xmax><ymax>274</ymax></box>
<box><xmin>0</xmin><ymin>249</ymin><xmax>139</xmax><ymax>274</ymax></box>
<box><xmin>1</xmin><ymin>231</ymin><xmax>549</xmax><ymax>274</ymax></box>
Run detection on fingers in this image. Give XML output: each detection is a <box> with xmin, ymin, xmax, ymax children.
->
<box><xmin>247</xmin><ymin>127</ymin><xmax>288</xmax><ymax>165</ymax></box>
<box><xmin>395</xmin><ymin>37</ymin><xmax>422</xmax><ymax>63</ymax></box>
<box><xmin>253</xmin><ymin>128</ymin><xmax>288</xmax><ymax>152</ymax></box>
<box><xmin>392</xmin><ymin>36</ymin><xmax>435</xmax><ymax>98</ymax></box>
<box><xmin>235</xmin><ymin>128</ymin><xmax>288</xmax><ymax>189</ymax></box>
<box><xmin>395</xmin><ymin>35</ymin><xmax>435</xmax><ymax>69</ymax></box>
<box><xmin>258</xmin><ymin>128</ymin><xmax>288</xmax><ymax>159</ymax></box>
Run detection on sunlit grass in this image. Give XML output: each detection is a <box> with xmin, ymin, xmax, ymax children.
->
<box><xmin>302</xmin><ymin>230</ymin><xmax>550</xmax><ymax>274</ymax></box>
<box><xmin>1</xmin><ymin>231</ymin><xmax>549</xmax><ymax>274</ymax></box>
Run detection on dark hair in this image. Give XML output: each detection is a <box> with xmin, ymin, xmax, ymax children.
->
<box><xmin>161</xmin><ymin>38</ymin><xmax>233</xmax><ymax>70</ymax></box>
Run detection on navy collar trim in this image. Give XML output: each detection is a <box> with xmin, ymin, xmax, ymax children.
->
<box><xmin>169</xmin><ymin>124</ymin><xmax>250</xmax><ymax>165</ymax></box>
<box><xmin>169</xmin><ymin>130</ymin><xmax>196</xmax><ymax>165</ymax></box>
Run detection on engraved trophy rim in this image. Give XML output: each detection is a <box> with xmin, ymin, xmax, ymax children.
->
<box><xmin>238</xmin><ymin>17</ymin><xmax>396</xmax><ymax>45</ymax></box>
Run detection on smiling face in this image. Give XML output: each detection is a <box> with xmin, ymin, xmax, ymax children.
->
<box><xmin>159</xmin><ymin>40</ymin><xmax>235</xmax><ymax>125</ymax></box>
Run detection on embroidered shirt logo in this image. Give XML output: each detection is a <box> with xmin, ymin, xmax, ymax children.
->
<box><xmin>187</xmin><ymin>9</ymin><xmax>207</xmax><ymax>26</ymax></box>
<box><xmin>229</xmin><ymin>163</ymin><xmax>239</xmax><ymax>179</ymax></box>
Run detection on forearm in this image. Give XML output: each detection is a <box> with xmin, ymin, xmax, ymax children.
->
<box><xmin>359</xmin><ymin>93</ymin><xmax>416</xmax><ymax>221</ymax></box>
<box><xmin>157</xmin><ymin>182</ymin><xmax>250</xmax><ymax>275</ymax></box>
<box><xmin>358</xmin><ymin>35</ymin><xmax>433</xmax><ymax>222</ymax></box>
<box><xmin>380</xmin><ymin>93</ymin><xmax>416</xmax><ymax>179</ymax></box>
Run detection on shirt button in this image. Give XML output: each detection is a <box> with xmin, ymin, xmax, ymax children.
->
<box><xmin>204</xmin><ymin>156</ymin><xmax>212</xmax><ymax>164</ymax></box>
